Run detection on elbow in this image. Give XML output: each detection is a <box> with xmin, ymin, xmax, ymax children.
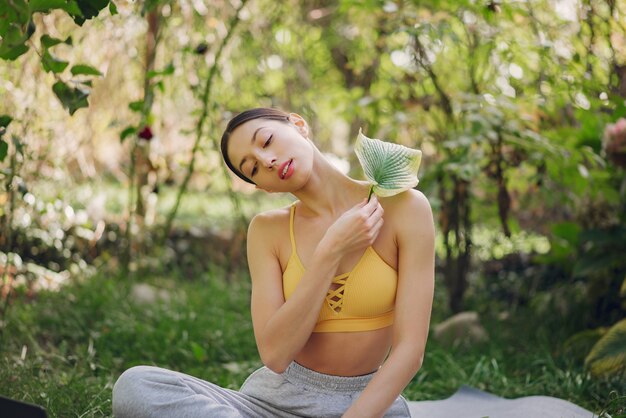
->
<box><xmin>262</xmin><ymin>357</ymin><xmax>290</xmax><ymax>374</ymax></box>
<box><xmin>409</xmin><ymin>351</ymin><xmax>425</xmax><ymax>373</ymax></box>
<box><xmin>413</xmin><ymin>354</ymin><xmax>424</xmax><ymax>372</ymax></box>
<box><xmin>258</xmin><ymin>349</ymin><xmax>291</xmax><ymax>374</ymax></box>
<box><xmin>264</xmin><ymin>360</ymin><xmax>289</xmax><ymax>374</ymax></box>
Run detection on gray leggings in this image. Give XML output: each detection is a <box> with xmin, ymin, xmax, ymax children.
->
<box><xmin>112</xmin><ymin>361</ymin><xmax>411</xmax><ymax>417</ymax></box>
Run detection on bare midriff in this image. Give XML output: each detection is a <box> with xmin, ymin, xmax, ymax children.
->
<box><xmin>294</xmin><ymin>326</ymin><xmax>393</xmax><ymax>376</ymax></box>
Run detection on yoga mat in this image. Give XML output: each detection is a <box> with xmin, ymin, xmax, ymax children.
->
<box><xmin>407</xmin><ymin>386</ymin><xmax>598</xmax><ymax>418</ymax></box>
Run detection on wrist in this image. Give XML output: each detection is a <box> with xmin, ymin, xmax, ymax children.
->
<box><xmin>313</xmin><ymin>238</ymin><xmax>343</xmax><ymax>268</ymax></box>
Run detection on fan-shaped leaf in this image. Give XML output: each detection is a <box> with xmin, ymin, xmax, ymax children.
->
<box><xmin>585</xmin><ymin>318</ymin><xmax>626</xmax><ymax>378</ymax></box>
<box><xmin>354</xmin><ymin>129</ymin><xmax>422</xmax><ymax>198</ymax></box>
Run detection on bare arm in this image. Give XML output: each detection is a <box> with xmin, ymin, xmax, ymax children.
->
<box><xmin>248</xmin><ymin>197</ymin><xmax>385</xmax><ymax>373</ymax></box>
<box><xmin>343</xmin><ymin>190</ymin><xmax>435</xmax><ymax>418</ymax></box>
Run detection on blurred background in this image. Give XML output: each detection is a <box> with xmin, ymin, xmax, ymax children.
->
<box><xmin>0</xmin><ymin>0</ymin><xmax>625</xmax><ymax>416</ymax></box>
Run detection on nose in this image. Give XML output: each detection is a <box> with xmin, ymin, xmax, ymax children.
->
<box><xmin>252</xmin><ymin>148</ymin><xmax>277</xmax><ymax>170</ymax></box>
<box><xmin>262</xmin><ymin>155</ymin><xmax>277</xmax><ymax>169</ymax></box>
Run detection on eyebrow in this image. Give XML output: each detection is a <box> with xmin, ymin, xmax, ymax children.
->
<box><xmin>238</xmin><ymin>127</ymin><xmax>263</xmax><ymax>176</ymax></box>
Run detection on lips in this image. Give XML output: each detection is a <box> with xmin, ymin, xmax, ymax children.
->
<box><xmin>278</xmin><ymin>159</ymin><xmax>294</xmax><ymax>180</ymax></box>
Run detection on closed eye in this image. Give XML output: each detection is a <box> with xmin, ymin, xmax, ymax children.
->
<box><xmin>250</xmin><ymin>134</ymin><xmax>272</xmax><ymax>177</ymax></box>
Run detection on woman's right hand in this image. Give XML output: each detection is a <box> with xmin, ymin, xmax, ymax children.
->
<box><xmin>322</xmin><ymin>195</ymin><xmax>384</xmax><ymax>256</ymax></box>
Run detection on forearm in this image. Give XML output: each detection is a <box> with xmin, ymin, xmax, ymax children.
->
<box><xmin>343</xmin><ymin>344</ymin><xmax>423</xmax><ymax>418</ymax></box>
<box><xmin>258</xmin><ymin>243</ymin><xmax>342</xmax><ymax>372</ymax></box>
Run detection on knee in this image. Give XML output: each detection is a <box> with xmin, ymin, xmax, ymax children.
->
<box><xmin>112</xmin><ymin>366</ymin><xmax>161</xmax><ymax>418</ymax></box>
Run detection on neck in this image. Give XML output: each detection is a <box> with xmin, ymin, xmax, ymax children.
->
<box><xmin>292</xmin><ymin>149</ymin><xmax>369</xmax><ymax>218</ymax></box>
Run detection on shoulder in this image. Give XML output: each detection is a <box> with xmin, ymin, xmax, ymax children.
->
<box><xmin>381</xmin><ymin>189</ymin><xmax>433</xmax><ymax>222</ymax></box>
<box><xmin>247</xmin><ymin>204</ymin><xmax>292</xmax><ymax>239</ymax></box>
<box><xmin>381</xmin><ymin>189</ymin><xmax>434</xmax><ymax>241</ymax></box>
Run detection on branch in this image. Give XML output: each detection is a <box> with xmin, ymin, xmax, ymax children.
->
<box><xmin>410</xmin><ymin>31</ymin><xmax>454</xmax><ymax>120</ymax></box>
<box><xmin>160</xmin><ymin>0</ymin><xmax>249</xmax><ymax>244</ymax></box>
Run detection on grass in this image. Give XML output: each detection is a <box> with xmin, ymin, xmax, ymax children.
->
<box><xmin>0</xmin><ymin>268</ymin><xmax>624</xmax><ymax>417</ymax></box>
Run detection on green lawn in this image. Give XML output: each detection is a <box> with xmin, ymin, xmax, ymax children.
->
<box><xmin>0</xmin><ymin>268</ymin><xmax>623</xmax><ymax>417</ymax></box>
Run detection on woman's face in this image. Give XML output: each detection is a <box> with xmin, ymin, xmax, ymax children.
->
<box><xmin>226</xmin><ymin>115</ymin><xmax>315</xmax><ymax>193</ymax></box>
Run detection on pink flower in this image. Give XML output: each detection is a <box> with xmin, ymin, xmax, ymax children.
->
<box><xmin>603</xmin><ymin>118</ymin><xmax>626</xmax><ymax>168</ymax></box>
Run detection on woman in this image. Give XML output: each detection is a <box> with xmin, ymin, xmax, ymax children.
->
<box><xmin>112</xmin><ymin>108</ymin><xmax>435</xmax><ymax>418</ymax></box>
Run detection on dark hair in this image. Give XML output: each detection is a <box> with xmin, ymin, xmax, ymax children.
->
<box><xmin>220</xmin><ymin>108</ymin><xmax>290</xmax><ymax>184</ymax></box>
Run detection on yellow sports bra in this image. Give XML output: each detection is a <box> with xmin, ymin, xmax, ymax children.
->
<box><xmin>282</xmin><ymin>202</ymin><xmax>398</xmax><ymax>333</ymax></box>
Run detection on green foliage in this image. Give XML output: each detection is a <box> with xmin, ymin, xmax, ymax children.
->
<box><xmin>0</xmin><ymin>0</ymin><xmax>109</xmax><ymax>60</ymax></box>
<box><xmin>0</xmin><ymin>0</ymin><xmax>32</xmax><ymax>60</ymax></box>
<box><xmin>41</xmin><ymin>50</ymin><xmax>69</xmax><ymax>74</ymax></box>
<box><xmin>573</xmin><ymin>227</ymin><xmax>626</xmax><ymax>279</ymax></box>
<box><xmin>0</xmin><ymin>0</ymin><xmax>110</xmax><ymax>115</ymax></box>
<box><xmin>585</xmin><ymin>319</ymin><xmax>626</xmax><ymax>378</ymax></box>
<box><xmin>70</xmin><ymin>64</ymin><xmax>102</xmax><ymax>76</ymax></box>
<box><xmin>128</xmin><ymin>100</ymin><xmax>144</xmax><ymax>113</ymax></box>
<box><xmin>0</xmin><ymin>140</ymin><xmax>7</xmax><ymax>162</ymax></box>
<box><xmin>52</xmin><ymin>81</ymin><xmax>89</xmax><ymax>116</ymax></box>
<box><xmin>40</xmin><ymin>34</ymin><xmax>72</xmax><ymax>48</ymax></box>
<box><xmin>563</xmin><ymin>327</ymin><xmax>606</xmax><ymax>363</ymax></box>
<box><xmin>73</xmin><ymin>0</ymin><xmax>110</xmax><ymax>25</ymax></box>
<box><xmin>146</xmin><ymin>62</ymin><xmax>175</xmax><ymax>79</ymax></box>
<box><xmin>120</xmin><ymin>126</ymin><xmax>137</xmax><ymax>143</ymax></box>
<box><xmin>0</xmin><ymin>115</ymin><xmax>11</xmax><ymax>162</ymax></box>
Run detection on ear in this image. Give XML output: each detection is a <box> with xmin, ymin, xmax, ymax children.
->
<box><xmin>288</xmin><ymin>113</ymin><xmax>309</xmax><ymax>138</ymax></box>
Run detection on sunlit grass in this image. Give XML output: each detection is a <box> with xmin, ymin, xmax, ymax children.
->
<box><xmin>0</xmin><ymin>269</ymin><xmax>623</xmax><ymax>418</ymax></box>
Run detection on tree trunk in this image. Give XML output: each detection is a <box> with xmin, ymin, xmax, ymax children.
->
<box><xmin>440</xmin><ymin>175</ymin><xmax>472</xmax><ymax>313</ymax></box>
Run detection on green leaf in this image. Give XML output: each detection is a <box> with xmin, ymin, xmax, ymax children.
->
<box><xmin>109</xmin><ymin>1</ymin><xmax>118</xmax><ymax>15</ymax></box>
<box><xmin>0</xmin><ymin>115</ymin><xmax>13</xmax><ymax>128</ymax></box>
<box><xmin>30</xmin><ymin>0</ymin><xmax>73</xmax><ymax>12</ymax></box>
<box><xmin>52</xmin><ymin>81</ymin><xmax>89</xmax><ymax>115</ymax></box>
<box><xmin>73</xmin><ymin>0</ymin><xmax>109</xmax><ymax>25</ymax></box>
<box><xmin>0</xmin><ymin>43</ymin><xmax>29</xmax><ymax>60</ymax></box>
<box><xmin>71</xmin><ymin>64</ymin><xmax>102</xmax><ymax>76</ymax></box>
<box><xmin>0</xmin><ymin>0</ymin><xmax>30</xmax><ymax>32</ymax></box>
<box><xmin>120</xmin><ymin>126</ymin><xmax>137</xmax><ymax>142</ymax></box>
<box><xmin>585</xmin><ymin>319</ymin><xmax>626</xmax><ymax>378</ymax></box>
<box><xmin>41</xmin><ymin>50</ymin><xmax>69</xmax><ymax>73</ymax></box>
<box><xmin>0</xmin><ymin>139</ymin><xmax>7</xmax><ymax>162</ymax></box>
<box><xmin>354</xmin><ymin>129</ymin><xmax>422</xmax><ymax>198</ymax></box>
<box><xmin>40</xmin><ymin>34</ymin><xmax>71</xmax><ymax>48</ymax></box>
<box><xmin>30</xmin><ymin>0</ymin><xmax>83</xmax><ymax>18</ymax></box>
<box><xmin>41</xmin><ymin>34</ymin><xmax>63</xmax><ymax>48</ymax></box>
<box><xmin>77</xmin><ymin>80</ymin><xmax>93</xmax><ymax>87</ymax></box>
<box><xmin>147</xmin><ymin>63</ymin><xmax>175</xmax><ymax>79</ymax></box>
<box><xmin>128</xmin><ymin>100</ymin><xmax>144</xmax><ymax>112</ymax></box>
<box><xmin>0</xmin><ymin>8</ymin><xmax>33</xmax><ymax>61</ymax></box>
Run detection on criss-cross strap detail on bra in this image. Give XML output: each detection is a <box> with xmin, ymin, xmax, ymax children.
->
<box><xmin>282</xmin><ymin>202</ymin><xmax>399</xmax><ymax>333</ymax></box>
<box><xmin>326</xmin><ymin>274</ymin><xmax>349</xmax><ymax>313</ymax></box>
